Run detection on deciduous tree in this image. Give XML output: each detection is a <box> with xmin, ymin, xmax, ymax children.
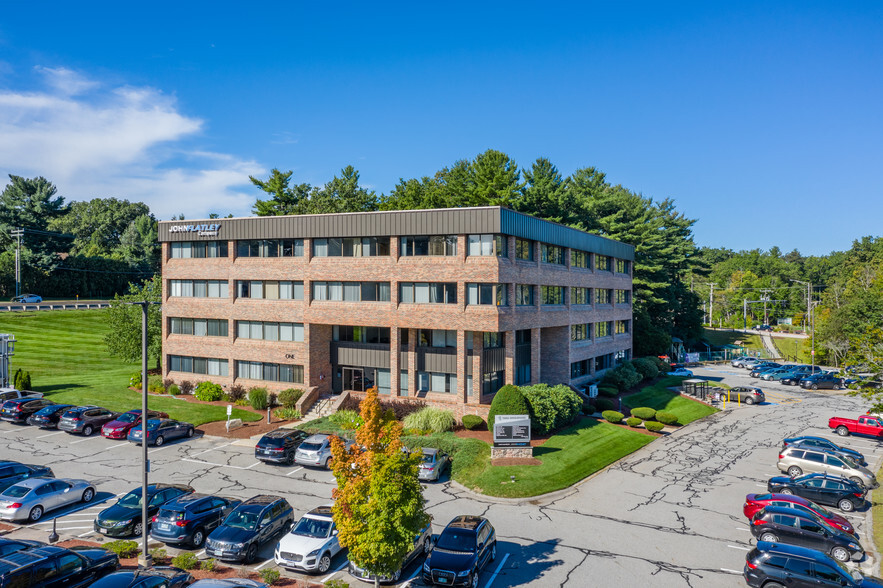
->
<box><xmin>103</xmin><ymin>275</ymin><xmax>162</xmax><ymax>368</ymax></box>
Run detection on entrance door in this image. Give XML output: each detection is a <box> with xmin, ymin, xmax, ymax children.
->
<box><xmin>343</xmin><ymin>367</ymin><xmax>364</xmax><ymax>392</ymax></box>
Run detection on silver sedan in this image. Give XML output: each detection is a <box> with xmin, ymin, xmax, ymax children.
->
<box><xmin>0</xmin><ymin>477</ymin><xmax>96</xmax><ymax>522</ymax></box>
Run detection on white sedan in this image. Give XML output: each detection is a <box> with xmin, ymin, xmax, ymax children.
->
<box><xmin>667</xmin><ymin>368</ymin><xmax>694</xmax><ymax>377</ymax></box>
<box><xmin>11</xmin><ymin>294</ymin><xmax>41</xmax><ymax>303</ymax></box>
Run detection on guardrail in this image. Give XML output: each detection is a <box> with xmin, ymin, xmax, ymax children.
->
<box><xmin>0</xmin><ymin>303</ymin><xmax>111</xmax><ymax>312</ymax></box>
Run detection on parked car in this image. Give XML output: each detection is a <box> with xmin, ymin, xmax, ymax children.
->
<box><xmin>730</xmin><ymin>356</ymin><xmax>759</xmax><ymax>368</ymax></box>
<box><xmin>0</xmin><ymin>398</ymin><xmax>55</xmax><ymax>424</ymax></box>
<box><xmin>188</xmin><ymin>581</ymin><xmax>269</xmax><ymax>588</ymax></box>
<box><xmin>744</xmin><ymin>540</ymin><xmax>883</xmax><ymax>588</ymax></box>
<box><xmin>27</xmin><ymin>404</ymin><xmax>75</xmax><ymax>429</ymax></box>
<box><xmin>416</xmin><ymin>448</ymin><xmax>451</xmax><ymax>482</ymax></box>
<box><xmin>295</xmin><ymin>434</ymin><xmax>353</xmax><ymax>469</ymax></box>
<box><xmin>0</xmin><ymin>544</ymin><xmax>119</xmax><ymax>587</ymax></box>
<box><xmin>0</xmin><ymin>538</ymin><xmax>44</xmax><ymax>557</ymax></box>
<box><xmin>205</xmin><ymin>495</ymin><xmax>294</xmax><ymax>563</ymax></box>
<box><xmin>127</xmin><ymin>419</ymin><xmax>195</xmax><ymax>446</ymax></box>
<box><xmin>0</xmin><ymin>388</ymin><xmax>43</xmax><ymax>402</ymax></box>
<box><xmin>94</xmin><ymin>484</ymin><xmax>193</xmax><ymax>538</ymax></box>
<box><xmin>749</xmin><ymin>362</ymin><xmax>782</xmax><ymax>377</ymax></box>
<box><xmin>782</xmin><ymin>436</ymin><xmax>866</xmax><ymax>466</ymax></box>
<box><xmin>423</xmin><ymin>515</ymin><xmax>496</xmax><ymax>587</ymax></box>
<box><xmin>743</xmin><ymin>493</ymin><xmax>854</xmax><ymax>535</ymax></box>
<box><xmin>717</xmin><ymin>386</ymin><xmax>765</xmax><ymax>405</ymax></box>
<box><xmin>101</xmin><ymin>409</ymin><xmax>169</xmax><ymax>440</ymax></box>
<box><xmin>151</xmin><ymin>493</ymin><xmax>240</xmax><ymax>548</ymax></box>
<box><xmin>58</xmin><ymin>406</ymin><xmax>120</xmax><ymax>436</ymax></box>
<box><xmin>275</xmin><ymin>505</ymin><xmax>342</xmax><ymax>574</ymax></box>
<box><xmin>0</xmin><ymin>461</ymin><xmax>53</xmax><ymax>493</ymax></box>
<box><xmin>778</xmin><ymin>446</ymin><xmax>878</xmax><ymax>489</ymax></box>
<box><xmin>88</xmin><ymin>567</ymin><xmax>193</xmax><ymax>588</ymax></box>
<box><xmin>11</xmin><ymin>294</ymin><xmax>41</xmax><ymax>303</ymax></box>
<box><xmin>349</xmin><ymin>520</ymin><xmax>432</xmax><ymax>583</ymax></box>
<box><xmin>749</xmin><ymin>505</ymin><xmax>863</xmax><ymax>562</ymax></box>
<box><xmin>0</xmin><ymin>477</ymin><xmax>96</xmax><ymax>522</ymax></box>
<box><xmin>829</xmin><ymin>414</ymin><xmax>883</xmax><ymax>439</ymax></box>
<box><xmin>801</xmin><ymin>372</ymin><xmax>843</xmax><ymax>390</ymax></box>
<box><xmin>767</xmin><ymin>473</ymin><xmax>866</xmax><ymax>512</ymax></box>
<box><xmin>255</xmin><ymin>429</ymin><xmax>309</xmax><ymax>465</ymax></box>
<box><xmin>667</xmin><ymin>368</ymin><xmax>693</xmax><ymax>377</ymax></box>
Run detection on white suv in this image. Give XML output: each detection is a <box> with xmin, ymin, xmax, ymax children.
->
<box><xmin>274</xmin><ymin>505</ymin><xmax>342</xmax><ymax>574</ymax></box>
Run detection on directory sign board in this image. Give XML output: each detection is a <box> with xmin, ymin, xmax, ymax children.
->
<box><xmin>493</xmin><ymin>414</ymin><xmax>531</xmax><ymax>447</ymax></box>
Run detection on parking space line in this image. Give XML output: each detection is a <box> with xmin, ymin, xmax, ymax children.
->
<box><xmin>52</xmin><ymin>525</ymin><xmax>93</xmax><ymax>530</ymax></box>
<box><xmin>195</xmin><ymin>550</ymin><xmax>206</xmax><ymax>558</ymax></box>
<box><xmin>400</xmin><ymin>568</ymin><xmax>421</xmax><ymax>588</ymax></box>
<box><xmin>253</xmin><ymin>559</ymin><xmax>274</xmax><ymax>571</ymax></box>
<box><xmin>70</xmin><ymin>436</ymin><xmax>103</xmax><ymax>444</ymax></box>
<box><xmin>189</xmin><ymin>442</ymin><xmax>234</xmax><ymax>457</ymax></box>
<box><xmin>728</xmin><ymin>545</ymin><xmax>751</xmax><ymax>551</ymax></box>
<box><xmin>321</xmin><ymin>561</ymin><xmax>348</xmax><ymax>583</ymax></box>
<box><xmin>181</xmin><ymin>458</ymin><xmax>262</xmax><ymax>470</ymax></box>
<box><xmin>36</xmin><ymin>431</ymin><xmax>65</xmax><ymax>439</ymax></box>
<box><xmin>735</xmin><ymin>527</ymin><xmax>749</xmax><ymax>531</ymax></box>
<box><xmin>99</xmin><ymin>442</ymin><xmax>129</xmax><ymax>452</ymax></box>
<box><xmin>720</xmin><ymin>568</ymin><xmax>742</xmax><ymax>574</ymax></box>
<box><xmin>78</xmin><ymin>531</ymin><xmax>95</xmax><ymax>537</ymax></box>
<box><xmin>33</xmin><ymin>519</ymin><xmax>94</xmax><ymax>524</ymax></box>
<box><xmin>286</xmin><ymin>467</ymin><xmax>304</xmax><ymax>476</ymax></box>
<box><xmin>485</xmin><ymin>553</ymin><xmax>509</xmax><ymax>588</ymax></box>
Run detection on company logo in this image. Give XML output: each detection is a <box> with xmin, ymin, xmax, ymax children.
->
<box><xmin>169</xmin><ymin>223</ymin><xmax>221</xmax><ymax>237</ymax></box>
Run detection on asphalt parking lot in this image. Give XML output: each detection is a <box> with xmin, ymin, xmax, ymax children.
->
<box><xmin>0</xmin><ymin>365</ymin><xmax>880</xmax><ymax>587</ymax></box>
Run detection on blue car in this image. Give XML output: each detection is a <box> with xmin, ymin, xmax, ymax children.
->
<box><xmin>127</xmin><ymin>418</ymin><xmax>195</xmax><ymax>446</ymax></box>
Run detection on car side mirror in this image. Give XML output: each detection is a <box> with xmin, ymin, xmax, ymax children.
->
<box><xmin>333</xmin><ymin>529</ymin><xmax>338</xmax><ymax>536</ymax></box>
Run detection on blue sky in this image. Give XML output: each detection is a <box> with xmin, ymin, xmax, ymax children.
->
<box><xmin>0</xmin><ymin>2</ymin><xmax>880</xmax><ymax>256</ymax></box>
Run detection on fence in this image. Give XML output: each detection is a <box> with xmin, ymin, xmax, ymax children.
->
<box><xmin>0</xmin><ymin>303</ymin><xmax>111</xmax><ymax>312</ymax></box>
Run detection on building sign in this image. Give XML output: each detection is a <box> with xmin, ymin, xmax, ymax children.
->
<box><xmin>169</xmin><ymin>223</ymin><xmax>221</xmax><ymax>237</ymax></box>
<box><xmin>493</xmin><ymin>414</ymin><xmax>531</xmax><ymax>447</ymax></box>
<box><xmin>686</xmin><ymin>352</ymin><xmax>700</xmax><ymax>363</ymax></box>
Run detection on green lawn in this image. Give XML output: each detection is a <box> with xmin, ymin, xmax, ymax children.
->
<box><xmin>703</xmin><ymin>328</ymin><xmax>763</xmax><ymax>351</ymax></box>
<box><xmin>623</xmin><ymin>377</ymin><xmax>719</xmax><ymax>425</ymax></box>
<box><xmin>772</xmin><ymin>336</ymin><xmax>810</xmax><ymax>363</ymax></box>
<box><xmin>0</xmin><ymin>310</ymin><xmax>259</xmax><ymax>426</ymax></box>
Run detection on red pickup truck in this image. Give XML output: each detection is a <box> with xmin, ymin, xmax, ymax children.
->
<box><xmin>829</xmin><ymin>414</ymin><xmax>883</xmax><ymax>438</ymax></box>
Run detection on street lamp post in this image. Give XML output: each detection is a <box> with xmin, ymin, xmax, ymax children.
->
<box><xmin>790</xmin><ymin>280</ymin><xmax>813</xmax><ymax>373</ymax></box>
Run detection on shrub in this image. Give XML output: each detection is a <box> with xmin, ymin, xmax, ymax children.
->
<box><xmin>403</xmin><ymin>407</ymin><xmax>456</xmax><ymax>433</ymax></box>
<box><xmin>104</xmin><ymin>540</ymin><xmax>139</xmax><ymax>558</ymax></box>
<box><xmin>268</xmin><ymin>392</ymin><xmax>279</xmax><ymax>408</ymax></box>
<box><xmin>645</xmin><ymin>421</ymin><xmax>665</xmax><ymax>432</ymax></box>
<box><xmin>279</xmin><ymin>388</ymin><xmax>304</xmax><ymax>408</ymax></box>
<box><xmin>329</xmin><ymin>409</ymin><xmax>363</xmax><ymax>429</ymax></box>
<box><xmin>324</xmin><ymin>580</ymin><xmax>350</xmax><ymax>588</ymax></box>
<box><xmin>163</xmin><ymin>378</ymin><xmax>174</xmax><ymax>390</ymax></box>
<box><xmin>259</xmin><ymin>568</ymin><xmax>281</xmax><ymax>585</ymax></box>
<box><xmin>235</xmin><ymin>398</ymin><xmax>248</xmax><ymax>406</ymax></box>
<box><xmin>631</xmin><ymin>357</ymin><xmax>659</xmax><ymax>380</ymax></box>
<box><xmin>487</xmin><ymin>384</ymin><xmax>531</xmax><ymax>431</ymax></box>
<box><xmin>129</xmin><ymin>372</ymin><xmax>142</xmax><ymax>388</ymax></box>
<box><xmin>249</xmin><ymin>387</ymin><xmax>269</xmax><ymax>410</ymax></box>
<box><xmin>581</xmin><ymin>401</ymin><xmax>596</xmax><ymax>415</ymax></box>
<box><xmin>201</xmin><ymin>558</ymin><xmax>217</xmax><ymax>571</ymax></box>
<box><xmin>179</xmin><ymin>380</ymin><xmax>194</xmax><ymax>395</ymax></box>
<box><xmin>168</xmin><ymin>384</ymin><xmax>180</xmax><ymax>396</ymax></box>
<box><xmin>12</xmin><ymin>368</ymin><xmax>22</xmax><ymax>389</ymax></box>
<box><xmin>602</xmin><ymin>410</ymin><xmax>624</xmax><ymax>424</ymax></box>
<box><xmin>148</xmin><ymin>374</ymin><xmax>163</xmax><ymax>389</ymax></box>
<box><xmin>602</xmin><ymin>361</ymin><xmax>642</xmax><ymax>392</ymax></box>
<box><xmin>462</xmin><ymin>415</ymin><xmax>485</xmax><ymax>430</ymax></box>
<box><xmin>595</xmin><ymin>398</ymin><xmax>616</xmax><ymax>412</ymax></box>
<box><xmin>274</xmin><ymin>408</ymin><xmax>302</xmax><ymax>421</ymax></box>
<box><xmin>226</xmin><ymin>384</ymin><xmax>246</xmax><ymax>403</ymax></box>
<box><xmin>656</xmin><ymin>411</ymin><xmax>678</xmax><ymax>425</ymax></box>
<box><xmin>149</xmin><ymin>547</ymin><xmax>167</xmax><ymax>563</ymax></box>
<box><xmin>171</xmin><ymin>552</ymin><xmax>200</xmax><ymax>570</ymax></box>
<box><xmin>626</xmin><ymin>417</ymin><xmax>642</xmax><ymax>427</ymax></box>
<box><xmin>339</xmin><ymin>395</ymin><xmax>427</xmax><ymax>420</ymax></box>
<box><xmin>598</xmin><ymin>386</ymin><xmax>619</xmax><ymax>398</ymax></box>
<box><xmin>630</xmin><ymin>407</ymin><xmax>657</xmax><ymax>421</ymax></box>
<box><xmin>521</xmin><ymin>383</ymin><xmax>583</xmax><ymax>434</ymax></box>
<box><xmin>194</xmin><ymin>381</ymin><xmax>224</xmax><ymax>402</ymax></box>
<box><xmin>19</xmin><ymin>371</ymin><xmax>31</xmax><ymax>390</ymax></box>
<box><xmin>149</xmin><ymin>383</ymin><xmax>166</xmax><ymax>394</ymax></box>
<box><xmin>648</xmin><ymin>356</ymin><xmax>670</xmax><ymax>372</ymax></box>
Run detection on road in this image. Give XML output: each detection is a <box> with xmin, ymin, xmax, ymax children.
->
<box><xmin>0</xmin><ymin>365</ymin><xmax>879</xmax><ymax>587</ymax></box>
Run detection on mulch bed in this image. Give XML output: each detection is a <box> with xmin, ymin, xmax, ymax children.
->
<box><xmin>0</xmin><ymin>522</ymin><xmax>15</xmax><ymax>534</ymax></box>
<box><xmin>454</xmin><ymin>428</ymin><xmax>551</xmax><ymax>447</ymax></box>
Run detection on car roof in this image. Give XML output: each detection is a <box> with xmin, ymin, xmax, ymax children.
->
<box><xmin>304</xmin><ymin>505</ymin><xmax>334</xmax><ymax>519</ymax></box>
<box><xmin>445</xmin><ymin>515</ymin><xmax>487</xmax><ymax>531</ymax></box>
<box><xmin>3</xmin><ymin>476</ymin><xmax>54</xmax><ymax>489</ymax></box>
<box><xmin>163</xmin><ymin>493</ymin><xmax>215</xmax><ymax>506</ymax></box>
<box><xmin>262</xmin><ymin>429</ymin><xmax>301</xmax><ymax>439</ymax></box>
<box><xmin>755</xmin><ymin>540</ymin><xmax>839</xmax><ymax>562</ymax></box>
<box><xmin>66</xmin><ymin>405</ymin><xmax>100</xmax><ymax>413</ymax></box>
<box><xmin>242</xmin><ymin>495</ymin><xmax>283</xmax><ymax>506</ymax></box>
<box><xmin>422</xmin><ymin>447</ymin><xmax>440</xmax><ymax>456</ymax></box>
<box><xmin>758</xmin><ymin>505</ymin><xmax>818</xmax><ymax>519</ymax></box>
<box><xmin>302</xmin><ymin>434</ymin><xmax>331</xmax><ymax>443</ymax></box>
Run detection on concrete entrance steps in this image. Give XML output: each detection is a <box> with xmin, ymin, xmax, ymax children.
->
<box><xmin>300</xmin><ymin>394</ymin><xmax>336</xmax><ymax>422</ymax></box>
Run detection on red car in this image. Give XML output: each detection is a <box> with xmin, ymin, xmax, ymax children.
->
<box><xmin>744</xmin><ymin>493</ymin><xmax>854</xmax><ymax>535</ymax></box>
<box><xmin>101</xmin><ymin>409</ymin><xmax>169</xmax><ymax>439</ymax></box>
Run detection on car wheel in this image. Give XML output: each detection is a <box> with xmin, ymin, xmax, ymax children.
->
<box><xmin>744</xmin><ymin>397</ymin><xmax>755</xmax><ymax>405</ymax></box>
<box><xmin>779</xmin><ymin>488</ymin><xmax>793</xmax><ymax>495</ymax></box>
<box><xmin>286</xmin><ymin>452</ymin><xmax>296</xmax><ymax>465</ymax></box>
<box><xmin>81</xmin><ymin>487</ymin><xmax>95</xmax><ymax>503</ymax></box>
<box><xmin>192</xmin><ymin>528</ymin><xmax>206</xmax><ymax>548</ymax></box>
<box><xmin>323</xmin><ymin>457</ymin><xmax>331</xmax><ymax>469</ymax></box>
<box><xmin>28</xmin><ymin>505</ymin><xmax>44</xmax><ymax>522</ymax></box>
<box><xmin>83</xmin><ymin>425</ymin><xmax>94</xmax><ymax>436</ymax></box>
<box><xmin>318</xmin><ymin>553</ymin><xmax>331</xmax><ymax>573</ymax></box>
<box><xmin>831</xmin><ymin>546</ymin><xmax>850</xmax><ymax>562</ymax></box>
<box><xmin>837</xmin><ymin>426</ymin><xmax>850</xmax><ymax>437</ymax></box>
<box><xmin>154</xmin><ymin>435</ymin><xmax>164</xmax><ymax>447</ymax></box>
<box><xmin>812</xmin><ymin>384</ymin><xmax>818</xmax><ymax>390</ymax></box>
<box><xmin>839</xmin><ymin>498</ymin><xmax>855</xmax><ymax>512</ymax></box>
<box><xmin>245</xmin><ymin>544</ymin><xmax>258</xmax><ymax>564</ymax></box>
<box><xmin>187</xmin><ymin>427</ymin><xmax>194</xmax><ymax>438</ymax></box>
<box><xmin>759</xmin><ymin>532</ymin><xmax>778</xmax><ymax>543</ymax></box>
<box><xmin>133</xmin><ymin>522</ymin><xmax>143</xmax><ymax>537</ymax></box>
<box><xmin>850</xmin><ymin>477</ymin><xmax>865</xmax><ymax>489</ymax></box>
<box><xmin>787</xmin><ymin>466</ymin><xmax>803</xmax><ymax>477</ymax></box>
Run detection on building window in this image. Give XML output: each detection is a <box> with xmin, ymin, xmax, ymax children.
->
<box><xmin>467</xmin><ymin>234</ymin><xmax>506</xmax><ymax>257</ymax></box>
<box><xmin>615</xmin><ymin>320</ymin><xmax>630</xmax><ymax>335</ymax></box>
<box><xmin>572</xmin><ymin>287</ymin><xmax>591</xmax><ymax>305</ymax></box>
<box><xmin>616</xmin><ymin>259</ymin><xmax>630</xmax><ymax>274</ymax></box>
<box><xmin>236</xmin><ymin>239</ymin><xmax>303</xmax><ymax>258</ymax></box>
<box><xmin>236</xmin><ymin>280</ymin><xmax>303</xmax><ymax>300</ymax></box>
<box><xmin>168</xmin><ymin>355</ymin><xmax>229</xmax><ymax>376</ymax></box>
<box><xmin>516</xmin><ymin>364</ymin><xmax>531</xmax><ymax>385</ymax></box>
<box><xmin>236</xmin><ymin>321</ymin><xmax>304</xmax><ymax>342</ymax></box>
<box><xmin>400</xmin><ymin>235</ymin><xmax>457</xmax><ymax>256</ymax></box>
<box><xmin>311</xmin><ymin>281</ymin><xmax>390</xmax><ymax>302</ymax></box>
<box><xmin>595</xmin><ymin>288</ymin><xmax>612</xmax><ymax>305</ymax></box>
<box><xmin>571</xmin><ymin>358</ymin><xmax>592</xmax><ymax>378</ymax></box>
<box><xmin>596</xmin><ymin>353</ymin><xmax>614</xmax><ymax>370</ymax></box>
<box><xmin>614</xmin><ymin>349</ymin><xmax>631</xmax><ymax>365</ymax></box>
<box><xmin>169</xmin><ymin>280</ymin><xmax>228</xmax><ymax>298</ymax></box>
<box><xmin>236</xmin><ymin>361</ymin><xmax>304</xmax><ymax>383</ymax></box>
<box><xmin>417</xmin><ymin>329</ymin><xmax>457</xmax><ymax>348</ymax></box>
<box><xmin>482</xmin><ymin>332</ymin><xmax>505</xmax><ymax>349</ymax></box>
<box><xmin>515</xmin><ymin>238</ymin><xmax>534</xmax><ymax>261</ymax></box>
<box><xmin>571</xmin><ymin>323</ymin><xmax>591</xmax><ymax>341</ymax></box>
<box><xmin>596</xmin><ymin>255</ymin><xmax>611</xmax><ymax>271</ymax></box>
<box><xmin>169</xmin><ymin>318</ymin><xmax>229</xmax><ymax>337</ymax></box>
<box><xmin>400</xmin><ymin>371</ymin><xmax>409</xmax><ymax>396</ymax></box>
<box><xmin>541</xmin><ymin>244</ymin><xmax>565</xmax><ymax>265</ymax></box>
<box><xmin>540</xmin><ymin>286</ymin><xmax>565</xmax><ymax>305</ymax></box>
<box><xmin>595</xmin><ymin>321</ymin><xmax>613</xmax><ymax>338</ymax></box>
<box><xmin>466</xmin><ymin>283</ymin><xmax>508</xmax><ymax>306</ymax></box>
<box><xmin>417</xmin><ymin>371</ymin><xmax>457</xmax><ymax>393</ymax></box>
<box><xmin>515</xmin><ymin>284</ymin><xmax>534</xmax><ymax>306</ymax></box>
<box><xmin>312</xmin><ymin>237</ymin><xmax>389</xmax><ymax>257</ymax></box>
<box><xmin>482</xmin><ymin>370</ymin><xmax>505</xmax><ymax>396</ymax></box>
<box><xmin>398</xmin><ymin>282</ymin><xmax>457</xmax><ymax>304</ymax></box>
<box><xmin>615</xmin><ymin>289</ymin><xmax>631</xmax><ymax>304</ymax></box>
<box><xmin>332</xmin><ymin>326</ymin><xmax>391</xmax><ymax>344</ymax></box>
<box><xmin>571</xmin><ymin>250</ymin><xmax>590</xmax><ymax>269</ymax></box>
<box><xmin>171</xmin><ymin>241</ymin><xmax>228</xmax><ymax>258</ymax></box>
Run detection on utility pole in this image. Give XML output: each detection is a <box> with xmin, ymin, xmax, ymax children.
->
<box><xmin>790</xmin><ymin>280</ymin><xmax>814</xmax><ymax>371</ymax></box>
<box><xmin>759</xmin><ymin>288</ymin><xmax>773</xmax><ymax>326</ymax></box>
<box><xmin>11</xmin><ymin>228</ymin><xmax>24</xmax><ymax>298</ymax></box>
<box><xmin>704</xmin><ymin>283</ymin><xmax>715</xmax><ymax>327</ymax></box>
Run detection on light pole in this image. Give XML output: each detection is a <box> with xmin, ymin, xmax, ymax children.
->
<box><xmin>790</xmin><ymin>280</ymin><xmax>814</xmax><ymax>372</ymax></box>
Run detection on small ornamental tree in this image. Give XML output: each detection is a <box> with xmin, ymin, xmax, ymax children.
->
<box><xmin>330</xmin><ymin>387</ymin><xmax>429</xmax><ymax>588</ymax></box>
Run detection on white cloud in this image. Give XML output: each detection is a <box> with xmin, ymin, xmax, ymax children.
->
<box><xmin>0</xmin><ymin>67</ymin><xmax>264</xmax><ymax>219</ymax></box>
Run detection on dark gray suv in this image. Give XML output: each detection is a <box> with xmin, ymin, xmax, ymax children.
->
<box><xmin>205</xmin><ymin>495</ymin><xmax>294</xmax><ymax>563</ymax></box>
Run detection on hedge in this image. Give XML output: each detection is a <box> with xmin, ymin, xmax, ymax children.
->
<box><xmin>656</xmin><ymin>411</ymin><xmax>678</xmax><ymax>425</ymax></box>
<box><xmin>602</xmin><ymin>410</ymin><xmax>624</xmax><ymax>424</ymax></box>
<box><xmin>462</xmin><ymin>415</ymin><xmax>485</xmax><ymax>430</ymax></box>
<box><xmin>595</xmin><ymin>398</ymin><xmax>616</xmax><ymax>412</ymax></box>
<box><xmin>581</xmin><ymin>401</ymin><xmax>596</xmax><ymax>415</ymax></box>
<box><xmin>630</xmin><ymin>407</ymin><xmax>657</xmax><ymax>421</ymax></box>
<box><xmin>645</xmin><ymin>421</ymin><xmax>665</xmax><ymax>432</ymax></box>
<box><xmin>488</xmin><ymin>385</ymin><xmax>530</xmax><ymax>431</ymax></box>
<box><xmin>520</xmin><ymin>383</ymin><xmax>583</xmax><ymax>434</ymax></box>
<box><xmin>631</xmin><ymin>357</ymin><xmax>659</xmax><ymax>380</ymax></box>
<box><xmin>626</xmin><ymin>417</ymin><xmax>642</xmax><ymax>427</ymax></box>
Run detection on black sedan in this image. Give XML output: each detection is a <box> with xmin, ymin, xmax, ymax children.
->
<box><xmin>0</xmin><ymin>398</ymin><xmax>55</xmax><ymax>423</ymax></box>
<box><xmin>0</xmin><ymin>460</ymin><xmax>53</xmax><ymax>493</ymax></box>
<box><xmin>768</xmin><ymin>473</ymin><xmax>865</xmax><ymax>512</ymax></box>
<box><xmin>27</xmin><ymin>403</ymin><xmax>75</xmax><ymax>428</ymax></box>
<box><xmin>95</xmin><ymin>484</ymin><xmax>194</xmax><ymax>538</ymax></box>
<box><xmin>783</xmin><ymin>436</ymin><xmax>866</xmax><ymax>466</ymax></box>
<box><xmin>89</xmin><ymin>566</ymin><xmax>194</xmax><ymax>588</ymax></box>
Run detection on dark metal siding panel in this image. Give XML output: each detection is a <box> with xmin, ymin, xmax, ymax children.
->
<box><xmin>500</xmin><ymin>209</ymin><xmax>634</xmax><ymax>260</ymax></box>
<box><xmin>482</xmin><ymin>347</ymin><xmax>506</xmax><ymax>373</ymax></box>
<box><xmin>422</xmin><ymin>349</ymin><xmax>457</xmax><ymax>373</ymax></box>
<box><xmin>333</xmin><ymin>343</ymin><xmax>390</xmax><ymax>369</ymax></box>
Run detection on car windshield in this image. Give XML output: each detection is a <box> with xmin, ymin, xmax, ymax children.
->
<box><xmin>224</xmin><ymin>510</ymin><xmax>259</xmax><ymax>530</ymax></box>
<box><xmin>841</xmin><ymin>455</ymin><xmax>860</xmax><ymax>468</ymax></box>
<box><xmin>117</xmin><ymin>491</ymin><xmax>143</xmax><ymax>508</ymax></box>
<box><xmin>435</xmin><ymin>530</ymin><xmax>476</xmax><ymax>552</ymax></box>
<box><xmin>293</xmin><ymin>517</ymin><xmax>332</xmax><ymax>538</ymax></box>
<box><xmin>807</xmin><ymin>501</ymin><xmax>833</xmax><ymax>517</ymax></box>
<box><xmin>422</xmin><ymin>454</ymin><xmax>435</xmax><ymax>464</ymax></box>
<box><xmin>116</xmin><ymin>413</ymin><xmax>138</xmax><ymax>424</ymax></box>
<box><xmin>260</xmin><ymin>436</ymin><xmax>286</xmax><ymax>447</ymax></box>
<box><xmin>2</xmin><ymin>485</ymin><xmax>31</xmax><ymax>498</ymax></box>
<box><xmin>299</xmin><ymin>442</ymin><xmax>322</xmax><ymax>452</ymax></box>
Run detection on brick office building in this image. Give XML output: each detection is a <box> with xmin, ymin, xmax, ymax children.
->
<box><xmin>158</xmin><ymin>207</ymin><xmax>633</xmax><ymax>418</ymax></box>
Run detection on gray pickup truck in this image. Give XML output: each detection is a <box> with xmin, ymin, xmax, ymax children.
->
<box><xmin>0</xmin><ymin>387</ymin><xmax>43</xmax><ymax>402</ymax></box>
